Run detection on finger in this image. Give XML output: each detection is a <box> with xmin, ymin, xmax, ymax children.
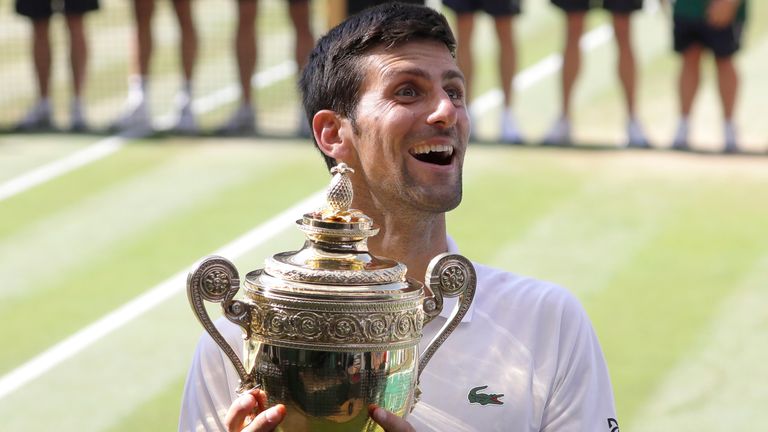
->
<box><xmin>369</xmin><ymin>405</ymin><xmax>415</xmax><ymax>432</ymax></box>
<box><xmin>242</xmin><ymin>404</ymin><xmax>286</xmax><ymax>432</ymax></box>
<box><xmin>224</xmin><ymin>392</ymin><xmax>258</xmax><ymax>432</ymax></box>
<box><xmin>255</xmin><ymin>389</ymin><xmax>268</xmax><ymax>412</ymax></box>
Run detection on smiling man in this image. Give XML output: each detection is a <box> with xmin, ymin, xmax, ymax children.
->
<box><xmin>180</xmin><ymin>4</ymin><xmax>617</xmax><ymax>432</ymax></box>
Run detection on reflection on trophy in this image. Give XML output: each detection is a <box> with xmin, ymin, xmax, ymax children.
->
<box><xmin>187</xmin><ymin>163</ymin><xmax>476</xmax><ymax>431</ymax></box>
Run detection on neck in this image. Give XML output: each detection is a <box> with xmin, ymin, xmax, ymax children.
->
<box><xmin>354</xmin><ymin>199</ymin><xmax>449</xmax><ymax>283</ymax></box>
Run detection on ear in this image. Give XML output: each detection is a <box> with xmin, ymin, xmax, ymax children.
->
<box><xmin>313</xmin><ymin>110</ymin><xmax>353</xmax><ymax>162</ymax></box>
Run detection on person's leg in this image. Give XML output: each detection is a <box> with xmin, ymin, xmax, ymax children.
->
<box><xmin>65</xmin><ymin>13</ymin><xmax>89</xmax><ymax>129</ymax></box>
<box><xmin>32</xmin><ymin>18</ymin><xmax>52</xmax><ymax>101</ymax></box>
<box><xmin>494</xmin><ymin>14</ymin><xmax>523</xmax><ymax>143</ymax></box>
<box><xmin>561</xmin><ymin>12</ymin><xmax>585</xmax><ymax>120</ymax></box>
<box><xmin>172</xmin><ymin>0</ymin><xmax>197</xmax><ymax>83</ymax></box>
<box><xmin>715</xmin><ymin>56</ymin><xmax>739</xmax><ymax>151</ymax></box>
<box><xmin>673</xmin><ymin>44</ymin><xmax>702</xmax><ymax>149</ymax></box>
<box><xmin>16</xmin><ymin>17</ymin><xmax>54</xmax><ymax>129</ymax></box>
<box><xmin>216</xmin><ymin>0</ymin><xmax>258</xmax><ymax>134</ymax></box>
<box><xmin>236</xmin><ymin>0</ymin><xmax>257</xmax><ymax>105</ymax></box>
<box><xmin>288</xmin><ymin>0</ymin><xmax>313</xmax><ymax>71</ymax></box>
<box><xmin>133</xmin><ymin>0</ymin><xmax>154</xmax><ymax>78</ymax></box>
<box><xmin>543</xmin><ymin>11</ymin><xmax>583</xmax><ymax>144</ymax></box>
<box><xmin>170</xmin><ymin>0</ymin><xmax>199</xmax><ymax>133</ymax></box>
<box><xmin>454</xmin><ymin>12</ymin><xmax>475</xmax><ymax>102</ymax></box>
<box><xmin>288</xmin><ymin>0</ymin><xmax>313</xmax><ymax>135</ymax></box>
<box><xmin>110</xmin><ymin>0</ymin><xmax>154</xmax><ymax>133</ymax></box>
<box><xmin>613</xmin><ymin>12</ymin><xmax>649</xmax><ymax>147</ymax></box>
<box><xmin>715</xmin><ymin>57</ymin><xmax>737</xmax><ymax>122</ymax></box>
<box><xmin>612</xmin><ymin>13</ymin><xmax>635</xmax><ymax>116</ymax></box>
<box><xmin>65</xmin><ymin>14</ymin><xmax>87</xmax><ymax>99</ymax></box>
<box><xmin>494</xmin><ymin>15</ymin><xmax>515</xmax><ymax>109</ymax></box>
<box><xmin>679</xmin><ymin>45</ymin><xmax>701</xmax><ymax>120</ymax></box>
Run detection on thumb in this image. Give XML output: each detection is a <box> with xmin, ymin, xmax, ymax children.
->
<box><xmin>225</xmin><ymin>392</ymin><xmax>258</xmax><ymax>432</ymax></box>
<box><xmin>369</xmin><ymin>405</ymin><xmax>415</xmax><ymax>432</ymax></box>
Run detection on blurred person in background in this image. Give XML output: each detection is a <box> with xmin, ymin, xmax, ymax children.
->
<box><xmin>346</xmin><ymin>0</ymin><xmax>424</xmax><ymax>15</ymax></box>
<box><xmin>669</xmin><ymin>0</ymin><xmax>747</xmax><ymax>153</ymax></box>
<box><xmin>14</xmin><ymin>0</ymin><xmax>99</xmax><ymax>132</ymax></box>
<box><xmin>544</xmin><ymin>0</ymin><xmax>650</xmax><ymax>148</ymax></box>
<box><xmin>110</xmin><ymin>0</ymin><xmax>198</xmax><ymax>135</ymax></box>
<box><xmin>215</xmin><ymin>0</ymin><xmax>314</xmax><ymax>136</ymax></box>
<box><xmin>442</xmin><ymin>0</ymin><xmax>524</xmax><ymax>143</ymax></box>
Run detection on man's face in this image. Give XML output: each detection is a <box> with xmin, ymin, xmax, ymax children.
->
<box><xmin>343</xmin><ymin>40</ymin><xmax>469</xmax><ymax>215</ymax></box>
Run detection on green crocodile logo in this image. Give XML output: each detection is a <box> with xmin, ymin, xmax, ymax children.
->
<box><xmin>468</xmin><ymin>385</ymin><xmax>504</xmax><ymax>406</ymax></box>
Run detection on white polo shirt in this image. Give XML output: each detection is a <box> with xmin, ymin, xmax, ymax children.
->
<box><xmin>408</xmin><ymin>262</ymin><xmax>617</xmax><ymax>431</ymax></box>
<box><xmin>179</xmin><ymin>249</ymin><xmax>617</xmax><ymax>431</ymax></box>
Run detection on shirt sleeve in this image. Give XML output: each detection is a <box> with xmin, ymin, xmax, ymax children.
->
<box><xmin>540</xmin><ymin>293</ymin><xmax>618</xmax><ymax>432</ymax></box>
<box><xmin>178</xmin><ymin>319</ymin><xmax>243</xmax><ymax>432</ymax></box>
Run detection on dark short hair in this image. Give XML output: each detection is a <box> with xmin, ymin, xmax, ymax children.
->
<box><xmin>299</xmin><ymin>3</ymin><xmax>457</xmax><ymax>170</ymax></box>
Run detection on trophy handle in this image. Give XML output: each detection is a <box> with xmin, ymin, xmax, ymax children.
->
<box><xmin>187</xmin><ymin>255</ymin><xmax>257</xmax><ymax>392</ymax></box>
<box><xmin>418</xmin><ymin>253</ymin><xmax>476</xmax><ymax>378</ymax></box>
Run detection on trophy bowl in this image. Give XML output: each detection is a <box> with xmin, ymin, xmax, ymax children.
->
<box><xmin>187</xmin><ymin>164</ymin><xmax>476</xmax><ymax>431</ymax></box>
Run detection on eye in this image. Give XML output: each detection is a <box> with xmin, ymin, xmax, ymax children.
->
<box><xmin>446</xmin><ymin>87</ymin><xmax>464</xmax><ymax>103</ymax></box>
<box><xmin>395</xmin><ymin>85</ymin><xmax>418</xmax><ymax>98</ymax></box>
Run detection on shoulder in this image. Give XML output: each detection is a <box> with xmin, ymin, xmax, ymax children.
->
<box><xmin>472</xmin><ymin>262</ymin><xmax>587</xmax><ymax>324</ymax></box>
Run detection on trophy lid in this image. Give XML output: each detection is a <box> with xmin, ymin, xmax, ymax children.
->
<box><xmin>248</xmin><ymin>163</ymin><xmax>409</xmax><ymax>293</ymax></box>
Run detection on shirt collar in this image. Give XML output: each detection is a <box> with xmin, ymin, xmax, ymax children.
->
<box><xmin>438</xmin><ymin>235</ymin><xmax>475</xmax><ymax>323</ymax></box>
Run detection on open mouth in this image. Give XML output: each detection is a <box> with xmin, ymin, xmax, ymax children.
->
<box><xmin>409</xmin><ymin>144</ymin><xmax>454</xmax><ymax>166</ymax></box>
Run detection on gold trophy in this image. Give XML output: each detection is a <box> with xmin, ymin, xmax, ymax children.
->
<box><xmin>187</xmin><ymin>163</ymin><xmax>475</xmax><ymax>431</ymax></box>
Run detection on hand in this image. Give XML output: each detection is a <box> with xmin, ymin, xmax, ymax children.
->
<box><xmin>224</xmin><ymin>389</ymin><xmax>286</xmax><ymax>432</ymax></box>
<box><xmin>369</xmin><ymin>405</ymin><xmax>416</xmax><ymax>432</ymax></box>
<box><xmin>707</xmin><ymin>0</ymin><xmax>739</xmax><ymax>28</ymax></box>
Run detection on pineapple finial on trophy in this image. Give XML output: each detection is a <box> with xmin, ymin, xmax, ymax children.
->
<box><xmin>327</xmin><ymin>162</ymin><xmax>355</xmax><ymax>213</ymax></box>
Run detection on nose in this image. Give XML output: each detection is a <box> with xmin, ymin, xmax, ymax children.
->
<box><xmin>426</xmin><ymin>91</ymin><xmax>459</xmax><ymax>129</ymax></box>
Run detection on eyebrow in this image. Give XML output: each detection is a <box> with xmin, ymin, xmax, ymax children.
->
<box><xmin>382</xmin><ymin>67</ymin><xmax>465</xmax><ymax>84</ymax></box>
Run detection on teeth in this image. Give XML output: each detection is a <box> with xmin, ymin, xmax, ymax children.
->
<box><xmin>410</xmin><ymin>144</ymin><xmax>454</xmax><ymax>155</ymax></box>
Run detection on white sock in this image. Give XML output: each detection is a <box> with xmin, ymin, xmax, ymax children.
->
<box><xmin>71</xmin><ymin>98</ymin><xmax>83</xmax><ymax>117</ymax></box>
<box><xmin>724</xmin><ymin>120</ymin><xmax>737</xmax><ymax>144</ymax></box>
<box><xmin>128</xmin><ymin>75</ymin><xmax>147</xmax><ymax>104</ymax></box>
<box><xmin>38</xmin><ymin>97</ymin><xmax>51</xmax><ymax>111</ymax></box>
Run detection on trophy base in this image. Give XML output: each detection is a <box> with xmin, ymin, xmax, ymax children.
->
<box><xmin>247</xmin><ymin>342</ymin><xmax>417</xmax><ymax>432</ymax></box>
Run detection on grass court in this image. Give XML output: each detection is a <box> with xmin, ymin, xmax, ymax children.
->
<box><xmin>1</xmin><ymin>1</ymin><xmax>767</xmax><ymax>430</ymax></box>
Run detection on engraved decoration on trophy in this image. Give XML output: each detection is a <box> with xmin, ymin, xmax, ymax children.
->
<box><xmin>187</xmin><ymin>163</ymin><xmax>476</xmax><ymax>431</ymax></box>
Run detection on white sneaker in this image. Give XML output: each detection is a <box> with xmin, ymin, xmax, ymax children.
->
<box><xmin>70</xmin><ymin>100</ymin><xmax>89</xmax><ymax>132</ymax></box>
<box><xmin>626</xmin><ymin>119</ymin><xmax>650</xmax><ymax>148</ymax></box>
<box><xmin>170</xmin><ymin>94</ymin><xmax>199</xmax><ymax>135</ymax></box>
<box><xmin>215</xmin><ymin>104</ymin><xmax>256</xmax><ymax>136</ymax></box>
<box><xmin>110</xmin><ymin>99</ymin><xmax>152</xmax><ymax>136</ymax></box>
<box><xmin>671</xmin><ymin>119</ymin><xmax>689</xmax><ymax>151</ymax></box>
<box><xmin>15</xmin><ymin>100</ymin><xmax>53</xmax><ymax>131</ymax></box>
<box><xmin>500</xmin><ymin>109</ymin><xmax>524</xmax><ymax>144</ymax></box>
<box><xmin>723</xmin><ymin>122</ymin><xmax>739</xmax><ymax>153</ymax></box>
<box><xmin>542</xmin><ymin>117</ymin><xmax>571</xmax><ymax>146</ymax></box>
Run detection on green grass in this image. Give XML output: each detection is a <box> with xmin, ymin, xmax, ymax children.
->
<box><xmin>1</xmin><ymin>1</ymin><xmax>767</xmax><ymax>430</ymax></box>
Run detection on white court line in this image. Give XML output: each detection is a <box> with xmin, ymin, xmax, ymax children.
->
<box><xmin>0</xmin><ymin>26</ymin><xmax>615</xmax><ymax>399</ymax></box>
<box><xmin>470</xmin><ymin>24</ymin><xmax>612</xmax><ymax>115</ymax></box>
<box><xmin>0</xmin><ymin>190</ymin><xmax>324</xmax><ymax>400</ymax></box>
<box><xmin>0</xmin><ymin>61</ymin><xmax>296</xmax><ymax>204</ymax></box>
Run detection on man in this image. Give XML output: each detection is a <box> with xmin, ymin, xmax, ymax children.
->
<box><xmin>180</xmin><ymin>4</ymin><xmax>617</xmax><ymax>431</ymax></box>
<box><xmin>110</xmin><ymin>0</ymin><xmax>198</xmax><ymax>135</ymax></box>
<box><xmin>14</xmin><ymin>0</ymin><xmax>99</xmax><ymax>132</ymax></box>
<box><xmin>669</xmin><ymin>0</ymin><xmax>747</xmax><ymax>153</ymax></box>
<box><xmin>214</xmin><ymin>0</ymin><xmax>314</xmax><ymax>136</ymax></box>
<box><xmin>544</xmin><ymin>0</ymin><xmax>649</xmax><ymax>148</ymax></box>
<box><xmin>443</xmin><ymin>0</ymin><xmax>524</xmax><ymax>143</ymax></box>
